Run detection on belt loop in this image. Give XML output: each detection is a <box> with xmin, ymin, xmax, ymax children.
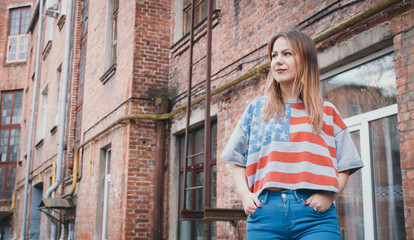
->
<box><xmin>293</xmin><ymin>190</ymin><xmax>301</xmax><ymax>203</ymax></box>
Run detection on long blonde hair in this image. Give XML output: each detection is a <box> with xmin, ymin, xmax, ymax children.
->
<box><xmin>263</xmin><ymin>30</ymin><xmax>323</xmax><ymax>133</ymax></box>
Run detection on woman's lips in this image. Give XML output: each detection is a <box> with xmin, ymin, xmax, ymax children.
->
<box><xmin>276</xmin><ymin>69</ymin><xmax>286</xmax><ymax>73</ymax></box>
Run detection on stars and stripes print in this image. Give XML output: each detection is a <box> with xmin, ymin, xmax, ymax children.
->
<box><xmin>222</xmin><ymin>96</ymin><xmax>363</xmax><ymax>198</ymax></box>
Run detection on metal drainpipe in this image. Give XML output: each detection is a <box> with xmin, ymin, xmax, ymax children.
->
<box><xmin>153</xmin><ymin>98</ymin><xmax>169</xmax><ymax>240</ymax></box>
<box><xmin>43</xmin><ymin>0</ymin><xmax>74</xmax><ymax>239</ymax></box>
<box><xmin>20</xmin><ymin>0</ymin><xmax>44</xmax><ymax>239</ymax></box>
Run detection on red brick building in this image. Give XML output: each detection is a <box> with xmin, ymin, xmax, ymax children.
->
<box><xmin>0</xmin><ymin>0</ymin><xmax>413</xmax><ymax>239</ymax></box>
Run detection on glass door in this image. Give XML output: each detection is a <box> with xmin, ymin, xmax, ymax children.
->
<box><xmin>338</xmin><ymin>104</ymin><xmax>405</xmax><ymax>240</ymax></box>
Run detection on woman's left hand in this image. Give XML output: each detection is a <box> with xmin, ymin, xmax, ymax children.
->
<box><xmin>304</xmin><ymin>192</ymin><xmax>335</xmax><ymax>212</ymax></box>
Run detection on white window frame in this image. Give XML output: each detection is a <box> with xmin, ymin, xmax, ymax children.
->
<box><xmin>37</xmin><ymin>84</ymin><xmax>48</xmax><ymax>141</ymax></box>
<box><xmin>101</xmin><ymin>148</ymin><xmax>111</xmax><ymax>240</ymax></box>
<box><xmin>104</xmin><ymin>0</ymin><xmax>117</xmax><ymax>70</ymax></box>
<box><xmin>44</xmin><ymin>16</ymin><xmax>54</xmax><ymax>49</ymax></box>
<box><xmin>53</xmin><ymin>64</ymin><xmax>62</xmax><ymax>127</ymax></box>
<box><xmin>6</xmin><ymin>34</ymin><xmax>29</xmax><ymax>63</ymax></box>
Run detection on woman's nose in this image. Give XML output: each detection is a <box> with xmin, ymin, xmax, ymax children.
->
<box><xmin>274</xmin><ymin>56</ymin><xmax>284</xmax><ymax>64</ymax></box>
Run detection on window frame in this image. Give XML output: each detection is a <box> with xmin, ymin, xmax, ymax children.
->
<box><xmin>36</xmin><ymin>85</ymin><xmax>48</xmax><ymax>142</ymax></box>
<box><xmin>178</xmin><ymin>122</ymin><xmax>216</xmax><ymax>239</ymax></box>
<box><xmin>0</xmin><ymin>91</ymin><xmax>22</xmax><ymax>199</ymax></box>
<box><xmin>9</xmin><ymin>7</ymin><xmax>31</xmax><ymax>36</ymax></box>
<box><xmin>6</xmin><ymin>7</ymin><xmax>30</xmax><ymax>63</ymax></box>
<box><xmin>6</xmin><ymin>34</ymin><xmax>29</xmax><ymax>64</ymax></box>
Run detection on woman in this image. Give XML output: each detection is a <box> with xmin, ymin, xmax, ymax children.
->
<box><xmin>221</xmin><ymin>30</ymin><xmax>363</xmax><ymax>239</ymax></box>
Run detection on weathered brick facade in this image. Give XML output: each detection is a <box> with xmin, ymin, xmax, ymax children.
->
<box><xmin>0</xmin><ymin>0</ymin><xmax>413</xmax><ymax>239</ymax></box>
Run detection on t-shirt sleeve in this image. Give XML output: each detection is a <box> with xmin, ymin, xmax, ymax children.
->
<box><xmin>221</xmin><ymin>101</ymin><xmax>254</xmax><ymax>167</ymax></box>
<box><xmin>335</xmin><ymin>128</ymin><xmax>364</xmax><ymax>175</ymax></box>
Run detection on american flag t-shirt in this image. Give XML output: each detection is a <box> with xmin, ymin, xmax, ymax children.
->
<box><xmin>222</xmin><ymin>96</ymin><xmax>363</xmax><ymax>197</ymax></box>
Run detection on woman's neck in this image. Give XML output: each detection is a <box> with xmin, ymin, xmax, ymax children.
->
<box><xmin>280</xmin><ymin>83</ymin><xmax>299</xmax><ymax>100</ymax></box>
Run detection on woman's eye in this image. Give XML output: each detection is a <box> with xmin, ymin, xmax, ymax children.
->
<box><xmin>271</xmin><ymin>53</ymin><xmax>277</xmax><ymax>58</ymax></box>
<box><xmin>284</xmin><ymin>52</ymin><xmax>292</xmax><ymax>56</ymax></box>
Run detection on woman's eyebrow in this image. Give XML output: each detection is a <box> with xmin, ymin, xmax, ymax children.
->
<box><xmin>272</xmin><ymin>48</ymin><xmax>291</xmax><ymax>52</ymax></box>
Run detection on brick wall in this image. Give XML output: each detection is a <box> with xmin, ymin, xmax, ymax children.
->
<box><xmin>393</xmin><ymin>5</ymin><xmax>414</xmax><ymax>239</ymax></box>
<box><xmin>169</xmin><ymin>0</ymin><xmax>414</xmax><ymax>239</ymax></box>
<box><xmin>125</xmin><ymin>0</ymin><xmax>171</xmax><ymax>238</ymax></box>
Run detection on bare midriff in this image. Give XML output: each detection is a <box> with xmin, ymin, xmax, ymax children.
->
<box><xmin>266</xmin><ymin>187</ymin><xmax>286</xmax><ymax>191</ymax></box>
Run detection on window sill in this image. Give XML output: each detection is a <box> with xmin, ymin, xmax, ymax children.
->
<box><xmin>100</xmin><ymin>64</ymin><xmax>117</xmax><ymax>84</ymax></box>
<box><xmin>42</xmin><ymin>41</ymin><xmax>52</xmax><ymax>60</ymax></box>
<box><xmin>58</xmin><ymin>15</ymin><xmax>66</xmax><ymax>31</ymax></box>
<box><xmin>171</xmin><ymin>9</ymin><xmax>221</xmax><ymax>57</ymax></box>
<box><xmin>4</xmin><ymin>61</ymin><xmax>27</xmax><ymax>66</ymax></box>
<box><xmin>0</xmin><ymin>200</ymin><xmax>12</xmax><ymax>204</ymax></box>
<box><xmin>35</xmin><ymin>139</ymin><xmax>44</xmax><ymax>149</ymax></box>
<box><xmin>50</xmin><ymin>125</ymin><xmax>58</xmax><ymax>135</ymax></box>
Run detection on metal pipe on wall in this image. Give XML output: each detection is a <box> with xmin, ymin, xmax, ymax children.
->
<box><xmin>20</xmin><ymin>0</ymin><xmax>44</xmax><ymax>238</ymax></box>
<box><xmin>43</xmin><ymin>0</ymin><xmax>74</xmax><ymax>238</ymax></box>
<box><xmin>153</xmin><ymin>98</ymin><xmax>169</xmax><ymax>240</ymax></box>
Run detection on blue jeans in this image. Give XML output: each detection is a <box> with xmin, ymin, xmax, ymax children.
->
<box><xmin>247</xmin><ymin>189</ymin><xmax>341</xmax><ymax>240</ymax></box>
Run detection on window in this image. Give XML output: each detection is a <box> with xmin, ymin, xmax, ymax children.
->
<box><xmin>183</xmin><ymin>0</ymin><xmax>215</xmax><ymax>34</ymax></box>
<box><xmin>43</xmin><ymin>16</ymin><xmax>54</xmax><ymax>50</ymax></box>
<box><xmin>0</xmin><ymin>91</ymin><xmax>22</xmax><ymax>199</ymax></box>
<box><xmin>111</xmin><ymin>0</ymin><xmax>118</xmax><ymax>66</ymax></box>
<box><xmin>321</xmin><ymin>49</ymin><xmax>405</xmax><ymax>239</ymax></box>
<box><xmin>104</xmin><ymin>0</ymin><xmax>118</xmax><ymax>69</ymax></box>
<box><xmin>53</xmin><ymin>65</ymin><xmax>62</xmax><ymax>127</ymax></box>
<box><xmin>96</xmin><ymin>148</ymin><xmax>111</xmax><ymax>240</ymax></box>
<box><xmin>178</xmin><ymin>122</ymin><xmax>217</xmax><ymax>240</ymax></box>
<box><xmin>6</xmin><ymin>7</ymin><xmax>30</xmax><ymax>63</ymax></box>
<box><xmin>37</xmin><ymin>85</ymin><xmax>48</xmax><ymax>142</ymax></box>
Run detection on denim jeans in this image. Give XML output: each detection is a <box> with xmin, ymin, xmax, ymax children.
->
<box><xmin>247</xmin><ymin>189</ymin><xmax>341</xmax><ymax>240</ymax></box>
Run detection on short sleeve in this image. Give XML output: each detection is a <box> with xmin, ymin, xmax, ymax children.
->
<box><xmin>335</xmin><ymin>128</ymin><xmax>364</xmax><ymax>175</ymax></box>
<box><xmin>221</xmin><ymin>100</ymin><xmax>255</xmax><ymax>167</ymax></box>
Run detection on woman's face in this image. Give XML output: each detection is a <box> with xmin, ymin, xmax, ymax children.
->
<box><xmin>270</xmin><ymin>37</ymin><xmax>301</xmax><ymax>85</ymax></box>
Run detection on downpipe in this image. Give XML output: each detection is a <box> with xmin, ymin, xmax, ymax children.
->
<box><xmin>20</xmin><ymin>0</ymin><xmax>44</xmax><ymax>239</ymax></box>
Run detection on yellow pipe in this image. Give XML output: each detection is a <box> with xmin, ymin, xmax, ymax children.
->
<box><xmin>38</xmin><ymin>172</ymin><xmax>44</xmax><ymax>183</ymax></box>
<box><xmin>11</xmin><ymin>163</ymin><xmax>54</xmax><ymax>210</ymax></box>
<box><xmin>62</xmin><ymin>0</ymin><xmax>401</xmax><ymax>198</ymax></box>
<box><xmin>52</xmin><ymin>163</ymin><xmax>56</xmax><ymax>198</ymax></box>
<box><xmin>10</xmin><ymin>191</ymin><xmax>16</xmax><ymax>210</ymax></box>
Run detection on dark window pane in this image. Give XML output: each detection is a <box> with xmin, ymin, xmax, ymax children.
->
<box><xmin>5</xmin><ymin>167</ymin><xmax>16</xmax><ymax>199</ymax></box>
<box><xmin>195</xmin><ymin>171</ymin><xmax>204</xmax><ymax>210</ymax></box>
<box><xmin>194</xmin><ymin>128</ymin><xmax>204</xmax><ymax>164</ymax></box>
<box><xmin>12</xmin><ymin>92</ymin><xmax>23</xmax><ymax>124</ymax></box>
<box><xmin>0</xmin><ymin>168</ymin><xmax>4</xmax><ymax>198</ymax></box>
<box><xmin>370</xmin><ymin>115</ymin><xmax>405</xmax><ymax>239</ymax></box>
<box><xmin>0</xmin><ymin>130</ymin><xmax>9</xmax><ymax>162</ymax></box>
<box><xmin>8</xmin><ymin>129</ymin><xmax>19</xmax><ymax>162</ymax></box>
<box><xmin>179</xmin><ymin>221</ymin><xmax>191</xmax><ymax>240</ymax></box>
<box><xmin>337</xmin><ymin>131</ymin><xmax>364</xmax><ymax>239</ymax></box>
<box><xmin>20</xmin><ymin>8</ymin><xmax>31</xmax><ymax>33</ymax></box>
<box><xmin>1</xmin><ymin>93</ymin><xmax>13</xmax><ymax>124</ymax></box>
<box><xmin>211</xmin><ymin>122</ymin><xmax>217</xmax><ymax>159</ymax></box>
<box><xmin>10</xmin><ymin>10</ymin><xmax>21</xmax><ymax>35</ymax></box>
<box><xmin>75</xmin><ymin>110</ymin><xmax>82</xmax><ymax>143</ymax></box>
<box><xmin>211</xmin><ymin>165</ymin><xmax>216</xmax><ymax>208</ymax></box>
<box><xmin>195</xmin><ymin>221</ymin><xmax>207</xmax><ymax>239</ymax></box>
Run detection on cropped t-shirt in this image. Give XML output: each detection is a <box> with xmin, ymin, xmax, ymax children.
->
<box><xmin>221</xmin><ymin>96</ymin><xmax>363</xmax><ymax>197</ymax></box>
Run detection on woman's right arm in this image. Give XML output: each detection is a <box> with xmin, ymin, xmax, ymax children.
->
<box><xmin>231</xmin><ymin>163</ymin><xmax>261</xmax><ymax>215</ymax></box>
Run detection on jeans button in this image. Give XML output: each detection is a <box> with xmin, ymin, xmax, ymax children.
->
<box><xmin>282</xmin><ymin>193</ymin><xmax>286</xmax><ymax>198</ymax></box>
